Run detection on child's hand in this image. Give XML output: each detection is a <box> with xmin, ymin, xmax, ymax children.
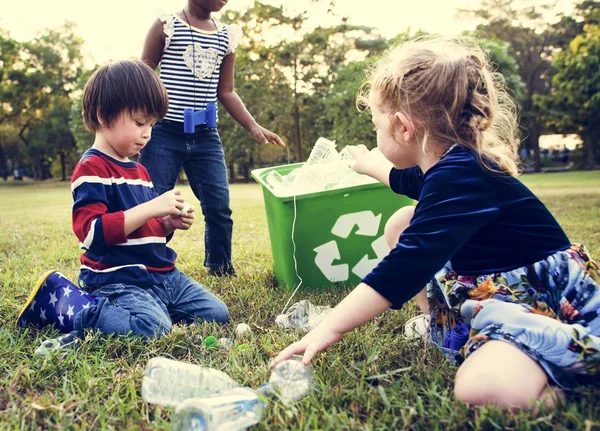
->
<box><xmin>164</xmin><ymin>207</ymin><xmax>195</xmax><ymax>231</ymax></box>
<box><xmin>346</xmin><ymin>145</ymin><xmax>382</xmax><ymax>176</ymax></box>
<box><xmin>249</xmin><ymin>125</ymin><xmax>286</xmax><ymax>147</ymax></box>
<box><xmin>147</xmin><ymin>190</ymin><xmax>185</xmax><ymax>218</ymax></box>
<box><xmin>271</xmin><ymin>325</ymin><xmax>343</xmax><ymax>366</ymax></box>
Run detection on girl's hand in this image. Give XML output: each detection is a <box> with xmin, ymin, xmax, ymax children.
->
<box><xmin>164</xmin><ymin>207</ymin><xmax>195</xmax><ymax>231</ymax></box>
<box><xmin>271</xmin><ymin>325</ymin><xmax>343</xmax><ymax>366</ymax></box>
<box><xmin>346</xmin><ymin>145</ymin><xmax>382</xmax><ymax>176</ymax></box>
<box><xmin>249</xmin><ymin>125</ymin><xmax>286</xmax><ymax>147</ymax></box>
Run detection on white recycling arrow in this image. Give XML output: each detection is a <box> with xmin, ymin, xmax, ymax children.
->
<box><xmin>351</xmin><ymin>235</ymin><xmax>390</xmax><ymax>278</ymax></box>
<box><xmin>331</xmin><ymin>211</ymin><xmax>382</xmax><ymax>239</ymax></box>
<box><xmin>313</xmin><ymin>240</ymin><xmax>349</xmax><ymax>282</ymax></box>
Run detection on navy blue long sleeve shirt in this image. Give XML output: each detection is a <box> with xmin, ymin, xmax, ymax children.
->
<box><xmin>362</xmin><ymin>145</ymin><xmax>571</xmax><ymax>309</ymax></box>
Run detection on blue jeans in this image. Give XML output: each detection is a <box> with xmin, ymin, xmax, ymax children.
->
<box><xmin>74</xmin><ymin>268</ymin><xmax>229</xmax><ymax>339</ymax></box>
<box><xmin>140</xmin><ymin>121</ymin><xmax>234</xmax><ymax>273</ymax></box>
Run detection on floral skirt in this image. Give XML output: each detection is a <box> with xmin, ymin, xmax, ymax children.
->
<box><xmin>427</xmin><ymin>244</ymin><xmax>600</xmax><ymax>389</ymax></box>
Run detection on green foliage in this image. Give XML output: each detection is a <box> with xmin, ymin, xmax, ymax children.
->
<box><xmin>537</xmin><ymin>23</ymin><xmax>600</xmax><ymax>168</ymax></box>
<box><xmin>1</xmin><ymin>173</ymin><xmax>599</xmax><ymax>428</ymax></box>
<box><xmin>0</xmin><ymin>22</ymin><xmax>85</xmax><ymax>180</ymax></box>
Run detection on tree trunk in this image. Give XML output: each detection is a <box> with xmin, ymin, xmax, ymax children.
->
<box><xmin>528</xmin><ymin>123</ymin><xmax>541</xmax><ymax>173</ymax></box>
<box><xmin>583</xmin><ymin>132</ymin><xmax>595</xmax><ymax>170</ymax></box>
<box><xmin>293</xmin><ymin>57</ymin><xmax>302</xmax><ymax>163</ymax></box>
<box><xmin>59</xmin><ymin>150</ymin><xmax>67</xmax><ymax>181</ymax></box>
<box><xmin>0</xmin><ymin>139</ymin><xmax>7</xmax><ymax>181</ymax></box>
<box><xmin>228</xmin><ymin>162</ymin><xmax>235</xmax><ymax>183</ymax></box>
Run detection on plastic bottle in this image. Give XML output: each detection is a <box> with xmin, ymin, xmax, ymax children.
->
<box><xmin>34</xmin><ymin>331</ymin><xmax>81</xmax><ymax>356</ymax></box>
<box><xmin>275</xmin><ymin>300</ymin><xmax>332</xmax><ymax>331</ymax></box>
<box><xmin>142</xmin><ymin>357</ymin><xmax>240</xmax><ymax>407</ymax></box>
<box><xmin>171</xmin><ymin>358</ymin><xmax>313</xmax><ymax>431</ymax></box>
<box><xmin>171</xmin><ymin>387</ymin><xmax>265</xmax><ymax>431</ymax></box>
<box><xmin>265</xmin><ymin>356</ymin><xmax>313</xmax><ymax>402</ymax></box>
<box><xmin>304</xmin><ymin>137</ymin><xmax>338</xmax><ymax>166</ymax></box>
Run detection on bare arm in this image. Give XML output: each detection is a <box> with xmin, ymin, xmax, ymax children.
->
<box><xmin>272</xmin><ymin>283</ymin><xmax>392</xmax><ymax>365</ymax></box>
<box><xmin>141</xmin><ymin>18</ymin><xmax>166</xmax><ymax>69</ymax></box>
<box><xmin>217</xmin><ymin>53</ymin><xmax>285</xmax><ymax>147</ymax></box>
<box><xmin>347</xmin><ymin>145</ymin><xmax>394</xmax><ymax>186</ymax></box>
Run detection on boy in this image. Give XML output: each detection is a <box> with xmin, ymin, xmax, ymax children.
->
<box><xmin>18</xmin><ymin>60</ymin><xmax>229</xmax><ymax>342</ymax></box>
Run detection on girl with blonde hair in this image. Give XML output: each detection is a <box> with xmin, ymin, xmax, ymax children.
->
<box><xmin>273</xmin><ymin>36</ymin><xmax>600</xmax><ymax>409</ymax></box>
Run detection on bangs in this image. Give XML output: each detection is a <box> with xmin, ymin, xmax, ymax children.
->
<box><xmin>83</xmin><ymin>60</ymin><xmax>168</xmax><ymax>131</ymax></box>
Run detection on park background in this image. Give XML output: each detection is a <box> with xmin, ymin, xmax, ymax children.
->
<box><xmin>1</xmin><ymin>0</ymin><xmax>600</xmax><ymax>429</ymax></box>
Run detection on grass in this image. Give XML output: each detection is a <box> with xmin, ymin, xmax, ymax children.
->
<box><xmin>1</xmin><ymin>171</ymin><xmax>600</xmax><ymax>430</ymax></box>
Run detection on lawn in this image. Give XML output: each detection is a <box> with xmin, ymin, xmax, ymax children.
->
<box><xmin>1</xmin><ymin>171</ymin><xmax>600</xmax><ymax>430</ymax></box>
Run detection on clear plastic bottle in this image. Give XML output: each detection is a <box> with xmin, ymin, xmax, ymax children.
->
<box><xmin>142</xmin><ymin>357</ymin><xmax>240</xmax><ymax>407</ymax></box>
<box><xmin>171</xmin><ymin>387</ymin><xmax>265</xmax><ymax>431</ymax></box>
<box><xmin>34</xmin><ymin>331</ymin><xmax>81</xmax><ymax>356</ymax></box>
<box><xmin>275</xmin><ymin>300</ymin><xmax>332</xmax><ymax>331</ymax></box>
<box><xmin>265</xmin><ymin>356</ymin><xmax>313</xmax><ymax>402</ymax></box>
<box><xmin>171</xmin><ymin>358</ymin><xmax>313</xmax><ymax>431</ymax></box>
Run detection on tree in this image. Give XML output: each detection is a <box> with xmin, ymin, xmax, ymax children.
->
<box><xmin>537</xmin><ymin>24</ymin><xmax>600</xmax><ymax>168</ymax></box>
<box><xmin>458</xmin><ymin>0</ymin><xmax>579</xmax><ymax>171</ymax></box>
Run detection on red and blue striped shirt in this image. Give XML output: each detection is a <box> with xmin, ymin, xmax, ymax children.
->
<box><xmin>71</xmin><ymin>149</ymin><xmax>177</xmax><ymax>287</ymax></box>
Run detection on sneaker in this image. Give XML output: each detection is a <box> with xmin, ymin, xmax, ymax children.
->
<box><xmin>403</xmin><ymin>314</ymin><xmax>430</xmax><ymax>341</ymax></box>
<box><xmin>207</xmin><ymin>267</ymin><xmax>236</xmax><ymax>277</ymax></box>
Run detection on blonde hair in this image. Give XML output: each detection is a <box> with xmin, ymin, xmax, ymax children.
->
<box><xmin>357</xmin><ymin>36</ymin><xmax>521</xmax><ymax>176</ymax></box>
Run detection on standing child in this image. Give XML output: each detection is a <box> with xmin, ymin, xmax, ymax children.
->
<box><xmin>139</xmin><ymin>0</ymin><xmax>285</xmax><ymax>277</ymax></box>
<box><xmin>18</xmin><ymin>60</ymin><xmax>229</xmax><ymax>343</ymax></box>
<box><xmin>273</xmin><ymin>36</ymin><xmax>600</xmax><ymax>409</ymax></box>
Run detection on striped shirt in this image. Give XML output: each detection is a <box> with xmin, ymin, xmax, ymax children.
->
<box><xmin>71</xmin><ymin>149</ymin><xmax>177</xmax><ymax>287</ymax></box>
<box><xmin>158</xmin><ymin>14</ymin><xmax>242</xmax><ymax>122</ymax></box>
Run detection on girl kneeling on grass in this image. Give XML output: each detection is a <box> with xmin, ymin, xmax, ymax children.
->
<box><xmin>273</xmin><ymin>36</ymin><xmax>600</xmax><ymax>409</ymax></box>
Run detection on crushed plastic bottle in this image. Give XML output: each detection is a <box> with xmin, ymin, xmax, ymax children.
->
<box><xmin>275</xmin><ymin>300</ymin><xmax>332</xmax><ymax>330</ymax></box>
<box><xmin>265</xmin><ymin>356</ymin><xmax>313</xmax><ymax>402</ymax></box>
<box><xmin>142</xmin><ymin>357</ymin><xmax>240</xmax><ymax>407</ymax></box>
<box><xmin>171</xmin><ymin>357</ymin><xmax>313</xmax><ymax>431</ymax></box>
<box><xmin>35</xmin><ymin>331</ymin><xmax>81</xmax><ymax>356</ymax></box>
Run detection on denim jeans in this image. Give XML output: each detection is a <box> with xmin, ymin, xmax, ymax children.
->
<box><xmin>74</xmin><ymin>268</ymin><xmax>229</xmax><ymax>339</ymax></box>
<box><xmin>140</xmin><ymin>121</ymin><xmax>234</xmax><ymax>273</ymax></box>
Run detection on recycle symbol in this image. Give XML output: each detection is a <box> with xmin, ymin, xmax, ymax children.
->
<box><xmin>313</xmin><ymin>211</ymin><xmax>389</xmax><ymax>282</ymax></box>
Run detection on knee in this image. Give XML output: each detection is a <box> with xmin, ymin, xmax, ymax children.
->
<box><xmin>384</xmin><ymin>206</ymin><xmax>415</xmax><ymax>248</ymax></box>
<box><xmin>454</xmin><ymin>369</ymin><xmax>540</xmax><ymax>409</ymax></box>
<box><xmin>207</xmin><ymin>301</ymin><xmax>230</xmax><ymax>324</ymax></box>
<box><xmin>132</xmin><ymin>314</ymin><xmax>173</xmax><ymax>339</ymax></box>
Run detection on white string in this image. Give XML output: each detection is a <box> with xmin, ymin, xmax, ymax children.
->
<box><xmin>280</xmin><ymin>192</ymin><xmax>303</xmax><ymax>314</ymax></box>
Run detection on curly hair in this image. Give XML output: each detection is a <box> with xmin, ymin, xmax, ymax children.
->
<box><xmin>357</xmin><ymin>36</ymin><xmax>521</xmax><ymax>176</ymax></box>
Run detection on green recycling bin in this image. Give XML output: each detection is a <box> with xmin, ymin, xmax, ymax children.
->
<box><xmin>251</xmin><ymin>163</ymin><xmax>414</xmax><ymax>290</ymax></box>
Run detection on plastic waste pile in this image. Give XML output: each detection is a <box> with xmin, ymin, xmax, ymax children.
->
<box><xmin>265</xmin><ymin>138</ymin><xmax>379</xmax><ymax>196</ymax></box>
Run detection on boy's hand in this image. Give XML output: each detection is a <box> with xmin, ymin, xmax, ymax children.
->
<box><xmin>164</xmin><ymin>207</ymin><xmax>195</xmax><ymax>231</ymax></box>
<box><xmin>147</xmin><ymin>190</ymin><xmax>185</xmax><ymax>218</ymax></box>
<box><xmin>249</xmin><ymin>125</ymin><xmax>286</xmax><ymax>147</ymax></box>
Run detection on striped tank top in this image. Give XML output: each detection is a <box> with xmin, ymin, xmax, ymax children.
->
<box><xmin>158</xmin><ymin>13</ymin><xmax>242</xmax><ymax>122</ymax></box>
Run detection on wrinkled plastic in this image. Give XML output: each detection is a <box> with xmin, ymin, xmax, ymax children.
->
<box><xmin>171</xmin><ymin>387</ymin><xmax>264</xmax><ymax>431</ymax></box>
<box><xmin>266</xmin><ymin>138</ymin><xmax>379</xmax><ymax>197</ymax></box>
<box><xmin>266</xmin><ymin>357</ymin><xmax>313</xmax><ymax>402</ymax></box>
<box><xmin>275</xmin><ymin>300</ymin><xmax>332</xmax><ymax>330</ymax></box>
<box><xmin>35</xmin><ymin>331</ymin><xmax>81</xmax><ymax>356</ymax></box>
<box><xmin>142</xmin><ymin>357</ymin><xmax>239</xmax><ymax>407</ymax></box>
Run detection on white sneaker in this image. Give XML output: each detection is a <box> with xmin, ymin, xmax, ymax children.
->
<box><xmin>403</xmin><ymin>314</ymin><xmax>430</xmax><ymax>341</ymax></box>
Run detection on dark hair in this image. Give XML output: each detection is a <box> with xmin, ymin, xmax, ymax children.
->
<box><xmin>82</xmin><ymin>59</ymin><xmax>168</xmax><ymax>131</ymax></box>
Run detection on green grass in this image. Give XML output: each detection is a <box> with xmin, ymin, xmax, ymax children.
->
<box><xmin>1</xmin><ymin>171</ymin><xmax>600</xmax><ymax>430</ymax></box>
